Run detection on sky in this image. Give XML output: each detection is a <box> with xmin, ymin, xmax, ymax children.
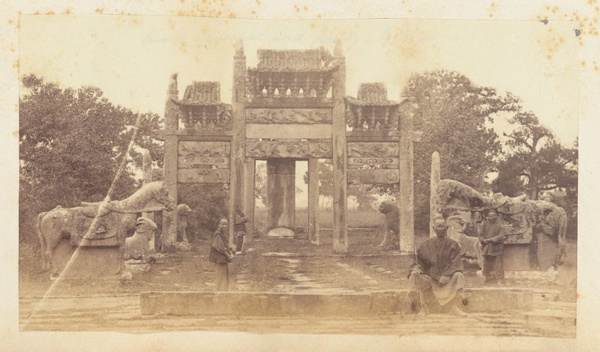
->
<box><xmin>20</xmin><ymin>16</ymin><xmax>580</xmax><ymax>146</ymax></box>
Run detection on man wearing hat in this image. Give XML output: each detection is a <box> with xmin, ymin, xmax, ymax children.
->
<box><xmin>479</xmin><ymin>209</ymin><xmax>507</xmax><ymax>284</ymax></box>
<box><xmin>408</xmin><ymin>216</ymin><xmax>467</xmax><ymax>315</ymax></box>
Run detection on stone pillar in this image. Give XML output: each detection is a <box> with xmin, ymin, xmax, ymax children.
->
<box><xmin>229</xmin><ymin>40</ymin><xmax>246</xmax><ymax>246</ymax></box>
<box><xmin>308</xmin><ymin>157</ymin><xmax>320</xmax><ymax>244</ymax></box>
<box><xmin>141</xmin><ymin>149</ymin><xmax>156</xmax><ymax>252</ymax></box>
<box><xmin>244</xmin><ymin>158</ymin><xmax>256</xmax><ymax>239</ymax></box>
<box><xmin>162</xmin><ymin>73</ymin><xmax>179</xmax><ymax>248</ymax></box>
<box><xmin>398</xmin><ymin>104</ymin><xmax>415</xmax><ymax>255</ymax></box>
<box><xmin>430</xmin><ymin>151</ymin><xmax>441</xmax><ymax>238</ymax></box>
<box><xmin>267</xmin><ymin>159</ymin><xmax>296</xmax><ymax>229</ymax></box>
<box><xmin>332</xmin><ymin>40</ymin><xmax>348</xmax><ymax>252</ymax></box>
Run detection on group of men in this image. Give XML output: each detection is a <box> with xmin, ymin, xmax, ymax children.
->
<box><xmin>408</xmin><ymin>209</ymin><xmax>506</xmax><ymax>315</ymax></box>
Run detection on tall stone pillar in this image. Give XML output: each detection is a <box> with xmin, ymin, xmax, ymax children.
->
<box><xmin>430</xmin><ymin>151</ymin><xmax>441</xmax><ymax>238</ymax></box>
<box><xmin>229</xmin><ymin>41</ymin><xmax>246</xmax><ymax>246</ymax></box>
<box><xmin>308</xmin><ymin>157</ymin><xmax>320</xmax><ymax>244</ymax></box>
<box><xmin>244</xmin><ymin>159</ymin><xmax>256</xmax><ymax>239</ymax></box>
<box><xmin>332</xmin><ymin>40</ymin><xmax>348</xmax><ymax>253</ymax></box>
<box><xmin>141</xmin><ymin>149</ymin><xmax>156</xmax><ymax>251</ymax></box>
<box><xmin>162</xmin><ymin>73</ymin><xmax>179</xmax><ymax>247</ymax></box>
<box><xmin>267</xmin><ymin>159</ymin><xmax>296</xmax><ymax>229</ymax></box>
<box><xmin>398</xmin><ymin>102</ymin><xmax>415</xmax><ymax>255</ymax></box>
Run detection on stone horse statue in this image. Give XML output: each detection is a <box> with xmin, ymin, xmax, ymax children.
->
<box><xmin>36</xmin><ymin>181</ymin><xmax>175</xmax><ymax>276</ymax></box>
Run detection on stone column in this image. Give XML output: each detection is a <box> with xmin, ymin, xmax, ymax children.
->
<box><xmin>398</xmin><ymin>105</ymin><xmax>415</xmax><ymax>255</ymax></box>
<box><xmin>430</xmin><ymin>151</ymin><xmax>441</xmax><ymax>238</ymax></box>
<box><xmin>162</xmin><ymin>73</ymin><xmax>179</xmax><ymax>248</ymax></box>
<box><xmin>229</xmin><ymin>40</ymin><xmax>246</xmax><ymax>246</ymax></box>
<box><xmin>308</xmin><ymin>157</ymin><xmax>320</xmax><ymax>244</ymax></box>
<box><xmin>267</xmin><ymin>159</ymin><xmax>296</xmax><ymax>229</ymax></box>
<box><xmin>244</xmin><ymin>158</ymin><xmax>256</xmax><ymax>239</ymax></box>
<box><xmin>141</xmin><ymin>149</ymin><xmax>156</xmax><ymax>252</ymax></box>
<box><xmin>332</xmin><ymin>40</ymin><xmax>348</xmax><ymax>252</ymax></box>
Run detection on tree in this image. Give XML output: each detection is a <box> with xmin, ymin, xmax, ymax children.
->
<box><xmin>19</xmin><ymin>74</ymin><xmax>163</xmax><ymax>243</ymax></box>
<box><xmin>397</xmin><ymin>70</ymin><xmax>520</xmax><ymax>232</ymax></box>
<box><xmin>493</xmin><ymin>112</ymin><xmax>578</xmax><ymax>200</ymax></box>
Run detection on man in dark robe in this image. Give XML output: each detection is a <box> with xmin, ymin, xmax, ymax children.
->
<box><xmin>479</xmin><ymin>209</ymin><xmax>507</xmax><ymax>284</ymax></box>
<box><xmin>408</xmin><ymin>216</ymin><xmax>466</xmax><ymax>315</ymax></box>
<box><xmin>209</xmin><ymin>217</ymin><xmax>234</xmax><ymax>291</ymax></box>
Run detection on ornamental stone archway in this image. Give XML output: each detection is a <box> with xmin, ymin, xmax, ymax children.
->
<box><xmin>161</xmin><ymin>40</ymin><xmax>418</xmax><ymax>254</ymax></box>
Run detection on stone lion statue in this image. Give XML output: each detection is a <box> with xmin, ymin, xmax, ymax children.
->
<box><xmin>176</xmin><ymin>204</ymin><xmax>192</xmax><ymax>243</ymax></box>
<box><xmin>378</xmin><ymin>201</ymin><xmax>399</xmax><ymax>251</ymax></box>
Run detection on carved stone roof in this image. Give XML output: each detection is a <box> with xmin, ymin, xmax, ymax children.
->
<box><xmin>345</xmin><ymin>83</ymin><xmax>400</xmax><ymax>107</ymax></box>
<box><xmin>248</xmin><ymin>49</ymin><xmax>337</xmax><ymax>73</ymax></box>
<box><xmin>177</xmin><ymin>81</ymin><xmax>221</xmax><ymax>106</ymax></box>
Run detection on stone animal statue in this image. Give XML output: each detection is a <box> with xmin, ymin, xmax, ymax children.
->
<box><xmin>176</xmin><ymin>204</ymin><xmax>192</xmax><ymax>242</ymax></box>
<box><xmin>493</xmin><ymin>195</ymin><xmax>568</xmax><ymax>270</ymax></box>
<box><xmin>433</xmin><ymin>179</ymin><xmax>568</xmax><ymax>271</ymax></box>
<box><xmin>378</xmin><ymin>201</ymin><xmax>400</xmax><ymax>251</ymax></box>
<box><xmin>123</xmin><ymin>217</ymin><xmax>158</xmax><ymax>260</ymax></box>
<box><xmin>36</xmin><ymin>181</ymin><xmax>175</xmax><ymax>276</ymax></box>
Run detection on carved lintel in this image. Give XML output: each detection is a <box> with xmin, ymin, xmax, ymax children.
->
<box><xmin>348</xmin><ymin>157</ymin><xmax>399</xmax><ymax>169</ymax></box>
<box><xmin>348</xmin><ymin>142</ymin><xmax>399</xmax><ymax>158</ymax></box>
<box><xmin>347</xmin><ymin>169</ymin><xmax>399</xmax><ymax>185</ymax></box>
<box><xmin>246</xmin><ymin>109</ymin><xmax>332</xmax><ymax>124</ymax></box>
<box><xmin>178</xmin><ymin>141</ymin><xmax>231</xmax><ymax>157</ymax></box>
<box><xmin>178</xmin><ymin>169</ymin><xmax>230</xmax><ymax>184</ymax></box>
<box><xmin>245</xmin><ymin>139</ymin><xmax>332</xmax><ymax>158</ymax></box>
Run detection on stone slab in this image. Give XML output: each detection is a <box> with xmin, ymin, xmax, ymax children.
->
<box><xmin>140</xmin><ymin>288</ymin><xmax>534</xmax><ymax>316</ymax></box>
<box><xmin>52</xmin><ymin>239</ymin><xmax>122</xmax><ymax>279</ymax></box>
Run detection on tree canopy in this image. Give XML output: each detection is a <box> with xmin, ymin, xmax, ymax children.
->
<box><xmin>398</xmin><ymin>70</ymin><xmax>521</xmax><ymax>231</ymax></box>
<box><xmin>493</xmin><ymin>112</ymin><xmax>578</xmax><ymax>200</ymax></box>
<box><xmin>19</xmin><ymin>74</ymin><xmax>163</xmax><ymax>241</ymax></box>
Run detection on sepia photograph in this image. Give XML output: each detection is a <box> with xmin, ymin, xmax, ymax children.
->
<box><xmin>12</xmin><ymin>12</ymin><xmax>588</xmax><ymax>348</ymax></box>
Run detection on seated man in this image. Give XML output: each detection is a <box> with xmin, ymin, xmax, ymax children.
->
<box><xmin>408</xmin><ymin>216</ymin><xmax>467</xmax><ymax>315</ymax></box>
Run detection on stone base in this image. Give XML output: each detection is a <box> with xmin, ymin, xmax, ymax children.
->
<box><xmin>505</xmin><ymin>270</ymin><xmax>559</xmax><ymax>284</ymax></box>
<box><xmin>52</xmin><ymin>239</ymin><xmax>122</xmax><ymax>279</ymax></box>
<box><xmin>124</xmin><ymin>259</ymin><xmax>151</xmax><ymax>274</ymax></box>
<box><xmin>140</xmin><ymin>288</ymin><xmax>534</xmax><ymax>316</ymax></box>
<box><xmin>267</xmin><ymin>227</ymin><xmax>295</xmax><ymax>238</ymax></box>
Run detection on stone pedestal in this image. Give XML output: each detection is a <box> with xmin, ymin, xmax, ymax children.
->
<box><xmin>267</xmin><ymin>159</ymin><xmax>296</xmax><ymax>229</ymax></box>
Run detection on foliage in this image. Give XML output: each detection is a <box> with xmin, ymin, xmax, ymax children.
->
<box><xmin>178</xmin><ymin>184</ymin><xmax>229</xmax><ymax>240</ymax></box>
<box><xmin>19</xmin><ymin>74</ymin><xmax>163</xmax><ymax>243</ymax></box>
<box><xmin>493</xmin><ymin>112</ymin><xmax>578</xmax><ymax>201</ymax></box>
<box><xmin>372</xmin><ymin>70</ymin><xmax>520</xmax><ymax>231</ymax></box>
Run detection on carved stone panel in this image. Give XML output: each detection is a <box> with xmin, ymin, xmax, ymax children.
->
<box><xmin>179</xmin><ymin>156</ymin><xmax>229</xmax><ymax>169</ymax></box>
<box><xmin>347</xmin><ymin>169</ymin><xmax>400</xmax><ymax>185</ymax></box>
<box><xmin>348</xmin><ymin>157</ymin><xmax>399</xmax><ymax>169</ymax></box>
<box><xmin>246</xmin><ymin>109</ymin><xmax>332</xmax><ymax>124</ymax></box>
<box><xmin>348</xmin><ymin>143</ymin><xmax>399</xmax><ymax>158</ymax></box>
<box><xmin>246</xmin><ymin>139</ymin><xmax>332</xmax><ymax>158</ymax></box>
<box><xmin>178</xmin><ymin>141</ymin><xmax>230</xmax><ymax>158</ymax></box>
<box><xmin>178</xmin><ymin>169</ymin><xmax>230</xmax><ymax>184</ymax></box>
<box><xmin>246</xmin><ymin>124</ymin><xmax>332</xmax><ymax>139</ymax></box>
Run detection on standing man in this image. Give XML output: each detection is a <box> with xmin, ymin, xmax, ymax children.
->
<box><xmin>479</xmin><ymin>209</ymin><xmax>507</xmax><ymax>285</ymax></box>
<box><xmin>209</xmin><ymin>217</ymin><xmax>234</xmax><ymax>291</ymax></box>
<box><xmin>408</xmin><ymin>216</ymin><xmax>467</xmax><ymax>315</ymax></box>
<box><xmin>234</xmin><ymin>205</ymin><xmax>248</xmax><ymax>255</ymax></box>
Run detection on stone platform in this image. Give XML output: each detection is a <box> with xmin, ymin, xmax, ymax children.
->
<box><xmin>140</xmin><ymin>288</ymin><xmax>534</xmax><ymax>316</ymax></box>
